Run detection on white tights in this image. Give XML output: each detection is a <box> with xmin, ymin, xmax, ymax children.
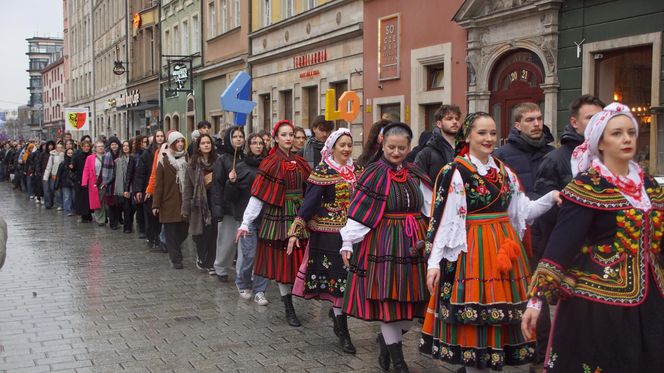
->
<box><xmin>278</xmin><ymin>283</ymin><xmax>291</xmax><ymax>296</ymax></box>
<box><xmin>380</xmin><ymin>320</ymin><xmax>414</xmax><ymax>345</ymax></box>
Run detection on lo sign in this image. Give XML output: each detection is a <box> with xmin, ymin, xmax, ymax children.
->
<box><xmin>324</xmin><ymin>89</ymin><xmax>360</xmax><ymax>122</ymax></box>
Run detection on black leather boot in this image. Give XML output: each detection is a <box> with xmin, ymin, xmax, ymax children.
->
<box><xmin>376</xmin><ymin>333</ymin><xmax>390</xmax><ymax>370</ymax></box>
<box><xmin>386</xmin><ymin>342</ymin><xmax>409</xmax><ymax>373</ymax></box>
<box><xmin>329</xmin><ymin>308</ymin><xmax>341</xmax><ymax>337</ymax></box>
<box><xmin>336</xmin><ymin>314</ymin><xmax>356</xmax><ymax>354</ymax></box>
<box><xmin>281</xmin><ymin>295</ymin><xmax>301</xmax><ymax>327</ymax></box>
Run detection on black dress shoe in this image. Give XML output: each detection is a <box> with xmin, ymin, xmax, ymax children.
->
<box><xmin>123</xmin><ymin>229</ymin><xmax>132</xmax><ymax>233</ymax></box>
<box><xmin>217</xmin><ymin>275</ymin><xmax>229</xmax><ymax>283</ymax></box>
<box><xmin>110</xmin><ymin>226</ymin><xmax>118</xmax><ymax>230</ymax></box>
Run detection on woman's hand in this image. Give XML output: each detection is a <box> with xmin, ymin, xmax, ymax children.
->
<box><xmin>521</xmin><ymin>307</ymin><xmax>541</xmax><ymax>340</ymax></box>
<box><xmin>123</xmin><ymin>192</ymin><xmax>130</xmax><ymax>199</ymax></box>
<box><xmin>228</xmin><ymin>169</ymin><xmax>237</xmax><ymax>183</ymax></box>
<box><xmin>552</xmin><ymin>190</ymin><xmax>562</xmax><ymax>206</ymax></box>
<box><xmin>235</xmin><ymin>227</ymin><xmax>249</xmax><ymax>242</ymax></box>
<box><xmin>287</xmin><ymin>236</ymin><xmax>299</xmax><ymax>255</ymax></box>
<box><xmin>340</xmin><ymin>251</ymin><xmax>352</xmax><ymax>268</ymax></box>
<box><xmin>204</xmin><ymin>173</ymin><xmax>213</xmax><ymax>185</ymax></box>
<box><xmin>152</xmin><ymin>208</ymin><xmax>159</xmax><ymax>216</ymax></box>
<box><xmin>426</xmin><ymin>268</ymin><xmax>440</xmax><ymax>294</ymax></box>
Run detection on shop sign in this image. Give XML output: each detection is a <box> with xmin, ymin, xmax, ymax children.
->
<box><xmin>164</xmin><ymin>55</ymin><xmax>193</xmax><ymax>96</ymax></box>
<box><xmin>378</xmin><ymin>14</ymin><xmax>400</xmax><ymax>81</ymax></box>
<box><xmin>299</xmin><ymin>70</ymin><xmax>320</xmax><ymax>79</ymax></box>
<box><xmin>294</xmin><ymin>49</ymin><xmax>328</xmax><ymax>69</ymax></box>
<box><xmin>117</xmin><ymin>90</ymin><xmax>140</xmax><ymax>108</ymax></box>
<box><xmin>325</xmin><ymin>89</ymin><xmax>360</xmax><ymax>123</ymax></box>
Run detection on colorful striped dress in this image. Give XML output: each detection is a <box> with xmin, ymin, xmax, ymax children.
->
<box><xmin>250</xmin><ymin>148</ymin><xmax>311</xmax><ymax>284</ymax></box>
<box><xmin>341</xmin><ymin>158</ymin><xmax>432</xmax><ymax>322</ymax></box>
<box><xmin>420</xmin><ymin>155</ymin><xmax>555</xmax><ymax>371</ymax></box>
<box><xmin>289</xmin><ymin>161</ymin><xmax>364</xmax><ymax>307</ymax></box>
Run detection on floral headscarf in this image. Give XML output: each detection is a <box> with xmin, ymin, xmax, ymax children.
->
<box><xmin>321</xmin><ymin>128</ymin><xmax>356</xmax><ymax>184</ymax></box>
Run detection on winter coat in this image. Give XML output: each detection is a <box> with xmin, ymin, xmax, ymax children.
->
<box><xmin>182</xmin><ymin>156</ymin><xmax>216</xmax><ymax>235</ymax></box>
<box><xmin>405</xmin><ymin>130</ymin><xmax>433</xmax><ymax>163</ymax></box>
<box><xmin>124</xmin><ymin>152</ymin><xmax>140</xmax><ymax>194</ymax></box>
<box><xmin>152</xmin><ymin>154</ymin><xmax>188</xmax><ymax>224</ymax></box>
<box><xmin>211</xmin><ymin>129</ymin><xmax>249</xmax><ymax>221</ymax></box>
<box><xmin>492</xmin><ymin>126</ymin><xmax>555</xmax><ymax>199</ymax></box>
<box><xmin>81</xmin><ymin>154</ymin><xmax>103</xmax><ymax>210</ymax></box>
<box><xmin>133</xmin><ymin>146</ymin><xmax>155</xmax><ymax>194</ymax></box>
<box><xmin>0</xmin><ymin>217</ymin><xmax>6</xmax><ymax>269</ymax></box>
<box><xmin>55</xmin><ymin>155</ymin><xmax>76</xmax><ymax>189</ymax></box>
<box><xmin>414</xmin><ymin>128</ymin><xmax>456</xmax><ymax>183</ymax></box>
<box><xmin>43</xmin><ymin>149</ymin><xmax>64</xmax><ymax>181</ymax></box>
<box><xmin>72</xmin><ymin>149</ymin><xmax>92</xmax><ymax>215</ymax></box>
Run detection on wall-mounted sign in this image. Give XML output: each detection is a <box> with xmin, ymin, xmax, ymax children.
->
<box><xmin>294</xmin><ymin>49</ymin><xmax>328</xmax><ymax>69</ymax></box>
<box><xmin>64</xmin><ymin>107</ymin><xmax>90</xmax><ymax>131</ymax></box>
<box><xmin>164</xmin><ymin>55</ymin><xmax>193</xmax><ymax>97</ymax></box>
<box><xmin>133</xmin><ymin>13</ymin><xmax>141</xmax><ymax>30</ymax></box>
<box><xmin>299</xmin><ymin>70</ymin><xmax>320</xmax><ymax>79</ymax></box>
<box><xmin>220</xmin><ymin>71</ymin><xmax>256</xmax><ymax>126</ymax></box>
<box><xmin>116</xmin><ymin>90</ymin><xmax>140</xmax><ymax>108</ymax></box>
<box><xmin>378</xmin><ymin>14</ymin><xmax>400</xmax><ymax>81</ymax></box>
<box><xmin>324</xmin><ymin>89</ymin><xmax>360</xmax><ymax>123</ymax></box>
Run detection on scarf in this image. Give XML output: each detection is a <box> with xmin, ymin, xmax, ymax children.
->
<box><xmin>321</xmin><ymin>128</ymin><xmax>356</xmax><ymax>186</ymax></box>
<box><xmin>166</xmin><ymin>149</ymin><xmax>188</xmax><ymax>193</ymax></box>
<box><xmin>191</xmin><ymin>157</ymin><xmax>215</xmax><ymax>226</ymax></box>
<box><xmin>114</xmin><ymin>154</ymin><xmax>129</xmax><ymax>197</ymax></box>
<box><xmin>519</xmin><ymin>132</ymin><xmax>549</xmax><ymax>148</ymax></box>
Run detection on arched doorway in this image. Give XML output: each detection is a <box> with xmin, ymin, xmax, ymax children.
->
<box><xmin>164</xmin><ymin>116</ymin><xmax>171</xmax><ymax>133</ymax></box>
<box><xmin>489</xmin><ymin>49</ymin><xmax>545</xmax><ymax>145</ymax></box>
<box><xmin>186</xmin><ymin>96</ymin><xmax>196</xmax><ymax>134</ymax></box>
<box><xmin>173</xmin><ymin>114</ymin><xmax>180</xmax><ymax>132</ymax></box>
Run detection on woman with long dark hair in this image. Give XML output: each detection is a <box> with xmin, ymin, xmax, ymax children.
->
<box><xmin>128</xmin><ymin>135</ymin><xmax>148</xmax><ymax>235</ymax></box>
<box><xmin>356</xmin><ymin>119</ymin><xmax>391</xmax><ymax>167</ymax></box>
<box><xmin>183</xmin><ymin>134</ymin><xmax>219</xmax><ymax>275</ymax></box>
<box><xmin>113</xmin><ymin>140</ymin><xmax>134</xmax><ymax>233</ymax></box>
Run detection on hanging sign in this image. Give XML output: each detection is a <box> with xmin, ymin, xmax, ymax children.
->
<box><xmin>220</xmin><ymin>71</ymin><xmax>256</xmax><ymax>126</ymax></box>
<box><xmin>64</xmin><ymin>108</ymin><xmax>90</xmax><ymax>131</ymax></box>
<box><xmin>324</xmin><ymin>89</ymin><xmax>360</xmax><ymax>122</ymax></box>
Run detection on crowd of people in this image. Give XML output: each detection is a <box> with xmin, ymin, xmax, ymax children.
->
<box><xmin>1</xmin><ymin>97</ymin><xmax>662</xmax><ymax>373</ymax></box>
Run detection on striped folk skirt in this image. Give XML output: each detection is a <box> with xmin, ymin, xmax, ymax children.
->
<box><xmin>343</xmin><ymin>213</ymin><xmax>429</xmax><ymax>322</ymax></box>
<box><xmin>254</xmin><ymin>194</ymin><xmax>306</xmax><ymax>284</ymax></box>
<box><xmin>419</xmin><ymin>213</ymin><xmax>534</xmax><ymax>371</ymax></box>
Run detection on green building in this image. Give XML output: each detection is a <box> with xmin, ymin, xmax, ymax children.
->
<box><xmin>557</xmin><ymin>0</ymin><xmax>664</xmax><ymax>174</ymax></box>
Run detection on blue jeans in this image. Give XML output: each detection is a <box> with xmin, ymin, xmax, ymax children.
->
<box><xmin>43</xmin><ymin>179</ymin><xmax>55</xmax><ymax>208</ymax></box>
<box><xmin>235</xmin><ymin>223</ymin><xmax>268</xmax><ymax>293</ymax></box>
<box><xmin>62</xmin><ymin>187</ymin><xmax>74</xmax><ymax>214</ymax></box>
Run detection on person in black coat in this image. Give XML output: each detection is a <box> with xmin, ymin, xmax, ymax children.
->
<box><xmin>72</xmin><ymin>140</ymin><xmax>93</xmax><ymax>222</ymax></box>
<box><xmin>414</xmin><ymin>104</ymin><xmax>462</xmax><ymax>182</ymax></box>
<box><xmin>493</xmin><ymin>103</ymin><xmax>554</xmax><ymax>199</ymax></box>
<box><xmin>133</xmin><ymin>130</ymin><xmax>166</xmax><ymax>249</ymax></box>
<box><xmin>127</xmin><ymin>135</ymin><xmax>148</xmax><ymax>236</ymax></box>
<box><xmin>405</xmin><ymin>130</ymin><xmax>431</xmax><ymax>163</ymax></box>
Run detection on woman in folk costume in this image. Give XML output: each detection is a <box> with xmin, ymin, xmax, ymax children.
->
<box><xmin>521</xmin><ymin>103</ymin><xmax>664</xmax><ymax>373</ymax></box>
<box><xmin>236</xmin><ymin>120</ymin><xmax>311</xmax><ymax>326</ymax></box>
<box><xmin>420</xmin><ymin>112</ymin><xmax>559</xmax><ymax>373</ymax></box>
<box><xmin>287</xmin><ymin>128</ymin><xmax>364</xmax><ymax>354</ymax></box>
<box><xmin>339</xmin><ymin>122</ymin><xmax>432</xmax><ymax>373</ymax></box>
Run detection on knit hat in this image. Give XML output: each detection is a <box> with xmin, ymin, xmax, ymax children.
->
<box><xmin>168</xmin><ymin>131</ymin><xmax>185</xmax><ymax>146</ymax></box>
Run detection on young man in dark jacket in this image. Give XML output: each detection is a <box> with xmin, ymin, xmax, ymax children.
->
<box><xmin>493</xmin><ymin>103</ymin><xmax>554</xmax><ymax>198</ymax></box>
<box><xmin>414</xmin><ymin>104</ymin><xmax>461</xmax><ymax>182</ymax></box>
<box><xmin>302</xmin><ymin>115</ymin><xmax>333</xmax><ymax>169</ymax></box>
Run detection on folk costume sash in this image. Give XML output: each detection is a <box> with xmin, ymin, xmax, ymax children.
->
<box><xmin>250</xmin><ymin>147</ymin><xmax>310</xmax><ymax>207</ymax></box>
<box><xmin>347</xmin><ymin>158</ymin><xmax>430</xmax><ymax>229</ymax></box>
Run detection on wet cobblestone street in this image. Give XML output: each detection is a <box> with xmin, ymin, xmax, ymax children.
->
<box><xmin>0</xmin><ymin>183</ymin><xmax>528</xmax><ymax>372</ymax></box>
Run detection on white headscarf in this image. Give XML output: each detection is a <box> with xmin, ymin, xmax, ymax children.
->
<box><xmin>320</xmin><ymin>128</ymin><xmax>356</xmax><ymax>184</ymax></box>
<box><xmin>570</xmin><ymin>102</ymin><xmax>639</xmax><ymax>176</ymax></box>
<box><xmin>571</xmin><ymin>102</ymin><xmax>650</xmax><ymax>210</ymax></box>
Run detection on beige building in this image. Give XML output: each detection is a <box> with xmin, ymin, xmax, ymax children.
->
<box><xmin>65</xmin><ymin>0</ymin><xmax>95</xmax><ymax>139</ymax></box>
<box><xmin>42</xmin><ymin>57</ymin><xmax>66</xmax><ymax>139</ymax></box>
<box><xmin>200</xmin><ymin>0</ymin><xmax>251</xmax><ymax>134</ymax></box>
<box><xmin>93</xmin><ymin>0</ymin><xmax>128</xmax><ymax>139</ymax></box>
<box><xmin>248</xmin><ymin>0</ymin><xmax>364</xmax><ymax>152</ymax></box>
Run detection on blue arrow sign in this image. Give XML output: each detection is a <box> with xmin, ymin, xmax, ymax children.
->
<box><xmin>220</xmin><ymin>71</ymin><xmax>257</xmax><ymax>126</ymax></box>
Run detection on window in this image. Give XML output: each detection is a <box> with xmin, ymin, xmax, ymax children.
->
<box><xmin>260</xmin><ymin>93</ymin><xmax>271</xmax><ymax>130</ymax></box>
<box><xmin>280</xmin><ymin>90</ymin><xmax>293</xmax><ymax>122</ymax></box>
<box><xmin>304</xmin><ymin>86</ymin><xmax>318</xmax><ymax>128</ymax></box>
<box><xmin>182</xmin><ymin>20</ymin><xmax>189</xmax><ymax>55</ymax></box>
<box><xmin>192</xmin><ymin>15</ymin><xmax>200</xmax><ymax>53</ymax></box>
<box><xmin>263</xmin><ymin>0</ymin><xmax>271</xmax><ymax>27</ymax></box>
<box><xmin>164</xmin><ymin>29</ymin><xmax>170</xmax><ymax>54</ymax></box>
<box><xmin>208</xmin><ymin>1</ymin><xmax>216</xmax><ymax>38</ymax></box>
<box><xmin>173</xmin><ymin>24</ymin><xmax>180</xmax><ymax>54</ymax></box>
<box><xmin>221</xmin><ymin>0</ymin><xmax>227</xmax><ymax>33</ymax></box>
<box><xmin>285</xmin><ymin>0</ymin><xmax>294</xmax><ymax>17</ymax></box>
<box><xmin>307</xmin><ymin>0</ymin><xmax>316</xmax><ymax>10</ymax></box>
<box><xmin>233</xmin><ymin>0</ymin><xmax>240</xmax><ymax>28</ymax></box>
<box><xmin>427</xmin><ymin>64</ymin><xmax>445</xmax><ymax>90</ymax></box>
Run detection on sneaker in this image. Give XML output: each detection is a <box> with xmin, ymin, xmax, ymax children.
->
<box><xmin>217</xmin><ymin>274</ymin><xmax>229</xmax><ymax>283</ymax></box>
<box><xmin>57</xmin><ymin>207</ymin><xmax>63</xmax><ymax>211</ymax></box>
<box><xmin>254</xmin><ymin>292</ymin><xmax>269</xmax><ymax>306</ymax></box>
<box><xmin>30</xmin><ymin>195</ymin><xmax>34</xmax><ymax>199</ymax></box>
<box><xmin>238</xmin><ymin>288</ymin><xmax>253</xmax><ymax>300</ymax></box>
<box><xmin>195</xmin><ymin>259</ymin><xmax>206</xmax><ymax>271</ymax></box>
<box><xmin>40</xmin><ymin>200</ymin><xmax>45</xmax><ymax>205</ymax></box>
<box><xmin>67</xmin><ymin>213</ymin><xmax>74</xmax><ymax>216</ymax></box>
<box><xmin>208</xmin><ymin>268</ymin><xmax>216</xmax><ymax>276</ymax></box>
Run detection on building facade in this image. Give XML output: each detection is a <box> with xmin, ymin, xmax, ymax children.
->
<box><xmin>557</xmin><ymin>0</ymin><xmax>664</xmax><ymax>175</ymax></box>
<box><xmin>249</xmin><ymin>0</ymin><xmax>364</xmax><ymax>152</ymax></box>
<box><xmin>127</xmin><ymin>0</ymin><xmax>161</xmax><ymax>136</ymax></box>
<box><xmin>65</xmin><ymin>0</ymin><xmax>95</xmax><ymax>140</ymax></box>
<box><xmin>26</xmin><ymin>37</ymin><xmax>64</xmax><ymax>139</ymax></box>
<box><xmin>160</xmin><ymin>0</ymin><xmax>204</xmax><ymax>136</ymax></box>
<box><xmin>42</xmin><ymin>57</ymin><xmax>66</xmax><ymax>139</ymax></box>
<box><xmin>200</xmin><ymin>0</ymin><xmax>250</xmax><ymax>135</ymax></box>
<box><xmin>363</xmin><ymin>0</ymin><xmax>467</xmax><ymax>144</ymax></box>
<box><xmin>92</xmin><ymin>0</ymin><xmax>128</xmax><ymax>139</ymax></box>
<box><xmin>454</xmin><ymin>0</ymin><xmax>562</xmax><ymax>145</ymax></box>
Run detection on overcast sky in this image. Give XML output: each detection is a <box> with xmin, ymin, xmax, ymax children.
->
<box><xmin>0</xmin><ymin>1</ymin><xmax>63</xmax><ymax>111</ymax></box>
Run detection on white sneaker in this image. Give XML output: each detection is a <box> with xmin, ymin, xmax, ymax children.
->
<box><xmin>57</xmin><ymin>207</ymin><xmax>63</xmax><ymax>211</ymax></box>
<box><xmin>238</xmin><ymin>288</ymin><xmax>253</xmax><ymax>300</ymax></box>
<box><xmin>254</xmin><ymin>292</ymin><xmax>269</xmax><ymax>306</ymax></box>
<box><xmin>29</xmin><ymin>195</ymin><xmax>34</xmax><ymax>199</ymax></box>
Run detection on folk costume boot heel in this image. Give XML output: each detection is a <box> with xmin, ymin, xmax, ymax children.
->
<box><xmin>335</xmin><ymin>314</ymin><xmax>356</xmax><ymax>354</ymax></box>
<box><xmin>386</xmin><ymin>342</ymin><xmax>409</xmax><ymax>373</ymax></box>
<box><xmin>376</xmin><ymin>333</ymin><xmax>391</xmax><ymax>370</ymax></box>
<box><xmin>329</xmin><ymin>308</ymin><xmax>341</xmax><ymax>337</ymax></box>
<box><xmin>281</xmin><ymin>294</ymin><xmax>301</xmax><ymax>327</ymax></box>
